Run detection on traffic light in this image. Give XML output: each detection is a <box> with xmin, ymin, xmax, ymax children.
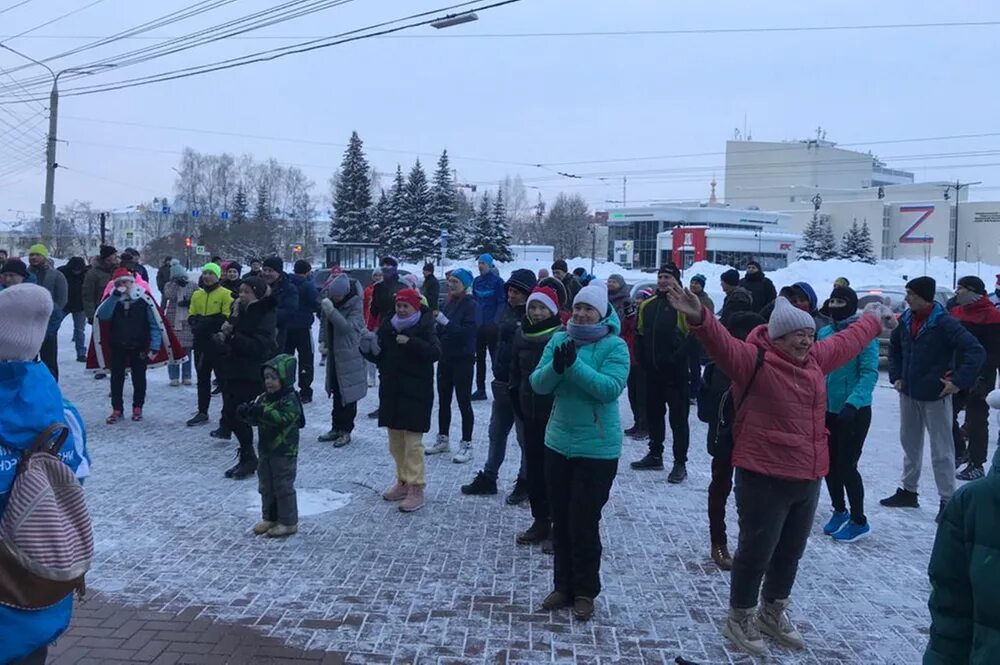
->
<box><xmin>184</xmin><ymin>237</ymin><xmax>192</xmax><ymax>248</ymax></box>
<box><xmin>292</xmin><ymin>244</ymin><xmax>302</xmax><ymax>254</ymax></box>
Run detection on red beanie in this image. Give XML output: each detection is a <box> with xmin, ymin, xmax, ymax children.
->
<box><xmin>395</xmin><ymin>288</ymin><xmax>422</xmax><ymax>311</ymax></box>
<box><xmin>112</xmin><ymin>267</ymin><xmax>132</xmax><ymax>280</ymax></box>
<box><xmin>526</xmin><ymin>286</ymin><xmax>560</xmax><ymax>316</ymax></box>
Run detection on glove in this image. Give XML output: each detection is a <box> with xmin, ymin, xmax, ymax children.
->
<box><xmin>320</xmin><ymin>297</ymin><xmax>335</xmax><ymax>316</ymax></box>
<box><xmin>552</xmin><ymin>344</ymin><xmax>566</xmax><ymax>374</ymax></box>
<box><xmin>562</xmin><ymin>342</ymin><xmax>577</xmax><ymax>371</ymax></box>
<box><xmin>147</xmin><ymin>350</ymin><xmax>158</xmax><ymax>362</ymax></box>
<box><xmin>435</xmin><ymin>311</ymin><xmax>449</xmax><ymax>326</ymax></box>
<box><xmin>837</xmin><ymin>404</ymin><xmax>857</xmax><ymax>424</ymax></box>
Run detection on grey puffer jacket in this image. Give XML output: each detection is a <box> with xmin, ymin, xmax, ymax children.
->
<box><xmin>319</xmin><ymin>279</ymin><xmax>368</xmax><ymax>405</ymax></box>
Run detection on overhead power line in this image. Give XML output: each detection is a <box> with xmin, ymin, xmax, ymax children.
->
<box><xmin>0</xmin><ymin>0</ymin><xmax>36</xmax><ymax>18</ymax></box>
<box><xmin>1</xmin><ymin>0</ymin><xmax>107</xmax><ymax>44</ymax></box>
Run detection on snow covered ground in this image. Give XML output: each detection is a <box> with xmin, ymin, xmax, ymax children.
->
<box><xmin>51</xmin><ymin>277</ymin><xmax>969</xmax><ymax>664</ymax></box>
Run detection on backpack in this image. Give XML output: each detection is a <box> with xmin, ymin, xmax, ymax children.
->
<box><xmin>711</xmin><ymin>348</ymin><xmax>766</xmax><ymax>459</ymax></box>
<box><xmin>0</xmin><ymin>424</ymin><xmax>93</xmax><ymax>610</ymax></box>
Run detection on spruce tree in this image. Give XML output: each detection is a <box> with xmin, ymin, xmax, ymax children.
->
<box><xmin>332</xmin><ymin>131</ymin><xmax>372</xmax><ymax>241</ymax></box>
<box><xmin>231</xmin><ymin>183</ymin><xmax>249</xmax><ymax>224</ymax></box>
<box><xmin>368</xmin><ymin>188</ymin><xmax>388</xmax><ymax>244</ymax></box>
<box><xmin>468</xmin><ymin>192</ymin><xmax>493</xmax><ymax>257</ymax></box>
<box><xmin>839</xmin><ymin>219</ymin><xmax>862</xmax><ymax>261</ymax></box>
<box><xmin>404</xmin><ymin>159</ymin><xmax>436</xmax><ymax>262</ymax></box>
<box><xmin>382</xmin><ymin>166</ymin><xmax>408</xmax><ymax>258</ymax></box>
<box><xmin>488</xmin><ymin>189</ymin><xmax>513</xmax><ymax>262</ymax></box>
<box><xmin>254</xmin><ymin>182</ymin><xmax>272</xmax><ymax>224</ymax></box>
<box><xmin>430</xmin><ymin>150</ymin><xmax>460</xmax><ymax>259</ymax></box>
<box><xmin>857</xmin><ymin>219</ymin><xmax>877</xmax><ymax>264</ymax></box>
<box><xmin>798</xmin><ymin>215</ymin><xmax>822</xmax><ymax>260</ymax></box>
<box><xmin>816</xmin><ymin>216</ymin><xmax>838</xmax><ymax>260</ymax></box>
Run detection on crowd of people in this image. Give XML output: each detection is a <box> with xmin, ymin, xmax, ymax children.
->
<box><xmin>4</xmin><ymin>242</ymin><xmax>1000</xmax><ymax>661</ymax></box>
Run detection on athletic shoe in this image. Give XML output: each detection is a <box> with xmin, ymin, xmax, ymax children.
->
<box><xmin>667</xmin><ymin>462</ymin><xmax>687</xmax><ymax>484</ymax></box>
<box><xmin>318</xmin><ymin>429</ymin><xmax>342</xmax><ymax>443</ymax></box>
<box><xmin>106</xmin><ymin>410</ymin><xmax>123</xmax><ymax>424</ymax></box>
<box><xmin>822</xmin><ymin>510</ymin><xmax>850</xmax><ymax>535</ymax></box>
<box><xmin>210</xmin><ymin>428</ymin><xmax>232</xmax><ymax>441</ymax></box>
<box><xmin>461</xmin><ymin>471</ymin><xmax>497</xmax><ymax>495</ymax></box>
<box><xmin>169</xmin><ymin>379</ymin><xmax>180</xmax><ymax>387</ymax></box>
<box><xmin>831</xmin><ymin>520</ymin><xmax>870</xmax><ymax>543</ymax></box>
<box><xmin>506</xmin><ymin>479</ymin><xmax>529</xmax><ymax>505</ymax></box>
<box><xmin>630</xmin><ymin>453</ymin><xmax>664</xmax><ymax>471</ymax></box>
<box><xmin>879</xmin><ymin>487</ymin><xmax>919</xmax><ymax>508</ymax></box>
<box><xmin>186</xmin><ymin>412</ymin><xmax>209</xmax><ymax>427</ymax></box>
<box><xmin>956</xmin><ymin>463</ymin><xmax>985</xmax><ymax>481</ymax></box>
<box><xmin>331</xmin><ymin>432</ymin><xmax>352</xmax><ymax>448</ymax></box>
<box><xmin>367</xmin><ymin>407</ymin><xmax>380</xmax><ymax>419</ymax></box>
<box><xmin>452</xmin><ymin>441</ymin><xmax>472</xmax><ymax>464</ymax></box>
<box><xmin>470</xmin><ymin>390</ymin><xmax>488</xmax><ymax>401</ymax></box>
<box><xmin>758</xmin><ymin>598</ymin><xmax>805</xmax><ymax>650</ymax></box>
<box><xmin>76</xmin><ymin>355</ymin><xmax>86</xmax><ymax>363</ymax></box>
<box><xmin>425</xmin><ymin>435</ymin><xmax>450</xmax><ymax>455</ymax></box>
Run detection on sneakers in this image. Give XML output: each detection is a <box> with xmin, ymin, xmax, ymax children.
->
<box><xmin>516</xmin><ymin>520</ymin><xmax>550</xmax><ymax>545</ymax></box>
<box><xmin>880</xmin><ymin>487</ymin><xmax>919</xmax><ymax>508</ymax></box>
<box><xmin>106</xmin><ymin>410</ymin><xmax>123</xmax><ymax>424</ymax></box>
<box><xmin>131</xmin><ymin>407</ymin><xmax>143</xmax><ymax>422</ymax></box>
<box><xmin>936</xmin><ymin>499</ymin><xmax>949</xmax><ymax>524</ymax></box>
<box><xmin>667</xmin><ymin>462</ymin><xmax>687</xmax><ymax>484</ymax></box>
<box><xmin>470</xmin><ymin>389</ymin><xmax>488</xmax><ymax>402</ymax></box>
<box><xmin>625</xmin><ymin>426</ymin><xmax>648</xmax><ymax>440</ymax></box>
<box><xmin>169</xmin><ymin>379</ymin><xmax>181</xmax><ymax>387</ymax></box>
<box><xmin>572</xmin><ymin>596</ymin><xmax>595</xmax><ymax>621</ymax></box>
<box><xmin>425</xmin><ymin>435</ymin><xmax>450</xmax><ymax>455</ymax></box>
<box><xmin>299</xmin><ymin>391</ymin><xmax>312</xmax><ymax>404</ymax></box>
<box><xmin>210</xmin><ymin>428</ymin><xmax>232</xmax><ymax>441</ymax></box>
<box><xmin>540</xmin><ymin>590</ymin><xmax>571</xmax><ymax>611</ymax></box>
<box><xmin>822</xmin><ymin>510</ymin><xmax>850</xmax><ymax>535</ymax></box>
<box><xmin>758</xmin><ymin>598</ymin><xmax>805</xmax><ymax>650</ymax></box>
<box><xmin>541</xmin><ymin>539</ymin><xmax>554</xmax><ymax>555</ymax></box>
<box><xmin>76</xmin><ymin>355</ymin><xmax>87</xmax><ymax>363</ymax></box>
<box><xmin>319</xmin><ymin>430</ymin><xmax>351</xmax><ymax>447</ymax></box>
<box><xmin>94</xmin><ymin>372</ymin><xmax>106</xmax><ymax>380</ymax></box>
<box><xmin>630</xmin><ymin>453</ymin><xmax>664</xmax><ymax>470</ymax></box>
<box><xmin>460</xmin><ymin>471</ymin><xmax>497</xmax><ymax>496</ymax></box>
<box><xmin>452</xmin><ymin>441</ymin><xmax>472</xmax><ymax>464</ymax></box>
<box><xmin>230</xmin><ymin>456</ymin><xmax>258</xmax><ymax>480</ymax></box>
<box><xmin>182</xmin><ymin>378</ymin><xmax>193</xmax><ymax>386</ymax></box>
<box><xmin>186</xmin><ymin>412</ymin><xmax>209</xmax><ymax>427</ymax></box>
<box><xmin>506</xmin><ymin>479</ymin><xmax>529</xmax><ymax>505</ymax></box>
<box><xmin>252</xmin><ymin>520</ymin><xmax>277</xmax><ymax>535</ymax></box>
<box><xmin>266</xmin><ymin>523</ymin><xmax>297</xmax><ymax>538</ymax></box>
<box><xmin>399</xmin><ymin>485</ymin><xmax>425</xmax><ymax>512</ymax></box>
<box><xmin>722</xmin><ymin>606</ymin><xmax>767</xmax><ymax>657</ymax></box>
<box><xmin>831</xmin><ymin>520</ymin><xmax>870</xmax><ymax>543</ymax></box>
<box><xmin>367</xmin><ymin>407</ymin><xmax>380</xmax><ymax>419</ymax></box>
<box><xmin>318</xmin><ymin>429</ymin><xmax>341</xmax><ymax>443</ymax></box>
<box><xmin>711</xmin><ymin>543</ymin><xmax>733</xmax><ymax>570</ymax></box>
<box><xmin>382</xmin><ymin>480</ymin><xmax>408</xmax><ymax>502</ymax></box>
<box><xmin>956</xmin><ymin>462</ymin><xmax>985</xmax><ymax>481</ymax></box>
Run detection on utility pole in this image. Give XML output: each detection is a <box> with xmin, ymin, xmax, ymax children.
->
<box><xmin>622</xmin><ymin>176</ymin><xmax>627</xmax><ymax>207</ymax></box>
<box><xmin>945</xmin><ymin>180</ymin><xmax>981</xmax><ymax>289</ymax></box>
<box><xmin>0</xmin><ymin>45</ymin><xmax>112</xmax><ymax>243</ymax></box>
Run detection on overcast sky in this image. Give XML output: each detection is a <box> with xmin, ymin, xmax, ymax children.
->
<box><xmin>2</xmin><ymin>0</ymin><xmax>999</xmax><ymax>220</ymax></box>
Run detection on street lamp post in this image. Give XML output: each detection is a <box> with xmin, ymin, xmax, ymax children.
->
<box><xmin>0</xmin><ymin>45</ymin><xmax>113</xmax><ymax>244</ymax></box>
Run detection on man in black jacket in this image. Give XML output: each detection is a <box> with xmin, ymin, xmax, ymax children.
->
<box><xmin>58</xmin><ymin>256</ymin><xmax>89</xmax><ymax>362</ymax></box>
<box><xmin>366</xmin><ymin>256</ymin><xmax>404</xmax><ymax>419</ymax></box>
<box><xmin>260</xmin><ymin>256</ymin><xmax>299</xmax><ymax>351</ymax></box>
<box><xmin>631</xmin><ymin>263</ymin><xmax>692</xmax><ymax>483</ymax></box>
<box><xmin>422</xmin><ymin>262</ymin><xmax>440</xmax><ymax>313</ymax></box>
<box><xmin>738</xmin><ymin>260</ymin><xmax>776</xmax><ymax>314</ymax></box>
<box><xmin>719</xmin><ymin>269</ymin><xmax>754</xmax><ymax>327</ymax></box>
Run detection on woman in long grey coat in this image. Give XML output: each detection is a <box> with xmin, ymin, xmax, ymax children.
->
<box><xmin>318</xmin><ymin>273</ymin><xmax>368</xmax><ymax>447</ymax></box>
<box><xmin>162</xmin><ymin>261</ymin><xmax>196</xmax><ymax>386</ymax></box>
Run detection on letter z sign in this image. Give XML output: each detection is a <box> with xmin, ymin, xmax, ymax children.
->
<box><xmin>899</xmin><ymin>205</ymin><xmax>935</xmax><ymax>244</ymax></box>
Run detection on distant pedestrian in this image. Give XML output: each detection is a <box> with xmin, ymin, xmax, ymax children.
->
<box><xmin>367</xmin><ymin>258</ymin><xmax>404</xmax><ymax>420</ymax></box>
<box><xmin>83</xmin><ymin>245</ymin><xmax>118</xmax><ymax>323</ymax></box>
<box><xmin>429</xmin><ymin>268</ymin><xmax>477</xmax><ymax>462</ymax></box>
<box><xmin>550</xmin><ymin>260</ymin><xmax>582</xmax><ymax>304</ymax></box>
<box><xmin>361</xmin><ymin>288</ymin><xmax>441</xmax><ymax>513</ymax></box>
<box><xmin>286</xmin><ymin>260</ymin><xmax>319</xmax><ymax>403</ymax></box>
<box><xmin>688</xmin><ymin>274</ymin><xmax>714</xmax><ymax>397</ymax></box>
<box><xmin>422</xmin><ymin>262</ymin><xmax>440</xmax><ymax>312</ymax></box>
<box><xmin>185</xmin><ymin>263</ymin><xmax>234</xmax><ymax>428</ymax></box>
<box><xmin>718</xmin><ymin>269</ymin><xmax>754</xmax><ymax>326</ymax></box>
<box><xmin>261</xmin><ymin>257</ymin><xmax>299</xmax><ymax>351</ymax></box>
<box><xmin>162</xmin><ymin>261</ymin><xmax>196</xmax><ymax>387</ymax></box>
<box><xmin>220</xmin><ymin>262</ymin><xmax>243</xmax><ymax>294</ymax></box>
<box><xmin>27</xmin><ymin>244</ymin><xmax>67</xmax><ymax>380</ymax></box>
<box><xmin>317</xmin><ymin>274</ymin><xmax>367</xmax><ymax>447</ymax></box>
<box><xmin>155</xmin><ymin>255</ymin><xmax>173</xmax><ymax>294</ymax></box>
<box><xmin>247</xmin><ymin>258</ymin><xmax>263</xmax><ymax>280</ymax></box>
<box><xmin>120</xmin><ymin>248</ymin><xmax>149</xmax><ymax>283</ymax></box>
<box><xmin>882</xmin><ymin>276</ymin><xmax>985</xmax><ymax>523</ymax></box>
<box><xmin>471</xmin><ymin>253</ymin><xmax>506</xmax><ymax>400</ymax></box>
<box><xmin>57</xmin><ymin>257</ymin><xmax>89</xmax><ymax>362</ymax></box>
<box><xmin>739</xmin><ymin>260</ymin><xmax>777</xmax><ymax>314</ymax></box>
<box><xmin>238</xmin><ymin>353</ymin><xmax>304</xmax><ymax>538</ymax></box>
<box><xmin>624</xmin><ymin>287</ymin><xmax>652</xmax><ymax>439</ymax></box>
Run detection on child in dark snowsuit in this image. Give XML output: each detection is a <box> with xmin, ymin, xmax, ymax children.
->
<box><xmin>237</xmin><ymin>353</ymin><xmax>305</xmax><ymax>538</ymax></box>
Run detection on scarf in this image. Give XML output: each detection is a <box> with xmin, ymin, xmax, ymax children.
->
<box><xmin>522</xmin><ymin>314</ymin><xmax>562</xmax><ymax>337</ymax></box>
<box><xmin>391</xmin><ymin>311</ymin><xmax>421</xmax><ymax>333</ymax></box>
<box><xmin>566</xmin><ymin>320</ymin><xmax>611</xmax><ymax>345</ymax></box>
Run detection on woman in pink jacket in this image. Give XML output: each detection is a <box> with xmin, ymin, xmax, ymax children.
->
<box><xmin>666</xmin><ymin>284</ymin><xmax>896</xmax><ymax>657</ymax></box>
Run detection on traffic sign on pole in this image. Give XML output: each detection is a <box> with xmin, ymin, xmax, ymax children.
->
<box><xmin>191</xmin><ymin>209</ymin><xmax>201</xmax><ymax>218</ymax></box>
<box><xmin>195</xmin><ymin>245</ymin><xmax>206</xmax><ymax>255</ymax></box>
<box><xmin>161</xmin><ymin>206</ymin><xmax>170</xmax><ymax>215</ymax></box>
<box><xmin>220</xmin><ymin>210</ymin><xmax>230</xmax><ymax>220</ymax></box>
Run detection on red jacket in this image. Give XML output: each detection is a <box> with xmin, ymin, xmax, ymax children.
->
<box><xmin>691</xmin><ymin>310</ymin><xmax>881</xmax><ymax>481</ymax></box>
<box><xmin>363</xmin><ymin>282</ymin><xmax>378</xmax><ymax>331</ymax></box>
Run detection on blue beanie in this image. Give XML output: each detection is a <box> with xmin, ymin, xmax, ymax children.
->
<box><xmin>792</xmin><ymin>281</ymin><xmax>818</xmax><ymax>311</ymax></box>
<box><xmin>451</xmin><ymin>268</ymin><xmax>473</xmax><ymax>289</ymax></box>
<box><xmin>478</xmin><ymin>253</ymin><xmax>495</xmax><ymax>268</ymax></box>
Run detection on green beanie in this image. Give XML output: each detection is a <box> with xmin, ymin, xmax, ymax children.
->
<box><xmin>201</xmin><ymin>262</ymin><xmax>221</xmax><ymax>278</ymax></box>
<box><xmin>28</xmin><ymin>243</ymin><xmax>49</xmax><ymax>259</ymax></box>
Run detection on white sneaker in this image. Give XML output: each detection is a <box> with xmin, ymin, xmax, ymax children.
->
<box><xmin>452</xmin><ymin>441</ymin><xmax>473</xmax><ymax>464</ymax></box>
<box><xmin>182</xmin><ymin>378</ymin><xmax>192</xmax><ymax>386</ymax></box>
<box><xmin>169</xmin><ymin>379</ymin><xmax>180</xmax><ymax>387</ymax></box>
<box><xmin>425</xmin><ymin>435</ymin><xmax>450</xmax><ymax>455</ymax></box>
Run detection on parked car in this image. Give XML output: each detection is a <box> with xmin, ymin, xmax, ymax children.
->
<box><xmin>855</xmin><ymin>284</ymin><xmax>955</xmax><ymax>361</ymax></box>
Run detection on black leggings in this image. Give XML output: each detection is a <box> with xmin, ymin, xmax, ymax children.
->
<box><xmin>438</xmin><ymin>355</ymin><xmax>475</xmax><ymax>441</ymax></box>
<box><xmin>824</xmin><ymin>407</ymin><xmax>872</xmax><ymax>524</ymax></box>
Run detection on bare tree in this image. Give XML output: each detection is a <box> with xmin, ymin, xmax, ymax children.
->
<box><xmin>537</xmin><ymin>193</ymin><xmax>592</xmax><ymax>258</ymax></box>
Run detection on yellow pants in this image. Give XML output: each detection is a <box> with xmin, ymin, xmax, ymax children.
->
<box><xmin>388</xmin><ymin>429</ymin><xmax>426</xmax><ymax>486</ymax></box>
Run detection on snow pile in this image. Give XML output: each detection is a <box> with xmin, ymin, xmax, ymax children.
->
<box><xmin>245</xmin><ymin>488</ymin><xmax>351</xmax><ymax>517</ymax></box>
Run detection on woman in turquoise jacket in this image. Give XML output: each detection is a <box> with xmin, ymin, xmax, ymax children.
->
<box><xmin>530</xmin><ymin>282</ymin><xmax>630</xmax><ymax>621</ymax></box>
<box><xmin>817</xmin><ymin>286</ymin><xmax>879</xmax><ymax>543</ymax></box>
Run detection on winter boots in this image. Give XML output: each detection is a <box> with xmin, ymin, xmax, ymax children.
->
<box><xmin>225</xmin><ymin>451</ymin><xmax>258</xmax><ymax>480</ymax></box>
<box><xmin>723</xmin><ymin>606</ymin><xmax>768</xmax><ymax>657</ymax></box>
<box><xmin>186</xmin><ymin>412</ymin><xmax>209</xmax><ymax>426</ymax></box>
<box><xmin>630</xmin><ymin>453</ymin><xmax>664</xmax><ymax>470</ymax></box>
<box><xmin>399</xmin><ymin>485</ymin><xmax>425</xmax><ymax>512</ymax></box>
<box><xmin>516</xmin><ymin>520</ymin><xmax>550</xmax><ymax>545</ymax></box>
<box><xmin>757</xmin><ymin>598</ymin><xmax>805</xmax><ymax>650</ymax></box>
<box><xmin>132</xmin><ymin>407</ymin><xmax>143</xmax><ymax>422</ymax></box>
<box><xmin>957</xmin><ymin>462</ymin><xmax>985</xmax><ymax>481</ymax></box>
<box><xmin>880</xmin><ymin>487</ymin><xmax>919</xmax><ymax>508</ymax></box>
<box><xmin>667</xmin><ymin>462</ymin><xmax>687</xmax><ymax>483</ymax></box>
<box><xmin>106</xmin><ymin>410</ymin><xmax>123</xmax><ymax>424</ymax></box>
<box><xmin>572</xmin><ymin>597</ymin><xmax>595</xmax><ymax>621</ymax></box>
<box><xmin>461</xmin><ymin>471</ymin><xmax>497</xmax><ymax>496</ymax></box>
<box><xmin>506</xmin><ymin>478</ymin><xmax>528</xmax><ymax>505</ymax></box>
<box><xmin>382</xmin><ymin>480</ymin><xmax>408</xmax><ymax>502</ymax></box>
<box><xmin>265</xmin><ymin>523</ymin><xmax>297</xmax><ymax>538</ymax></box>
<box><xmin>711</xmin><ymin>543</ymin><xmax>733</xmax><ymax>570</ymax></box>
<box><xmin>318</xmin><ymin>430</ymin><xmax>351</xmax><ymax>447</ymax></box>
<box><xmin>252</xmin><ymin>520</ymin><xmax>277</xmax><ymax>535</ymax></box>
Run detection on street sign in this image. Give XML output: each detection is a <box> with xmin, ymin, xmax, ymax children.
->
<box><xmin>161</xmin><ymin>206</ymin><xmax>170</xmax><ymax>215</ymax></box>
<box><xmin>195</xmin><ymin>245</ymin><xmax>206</xmax><ymax>255</ymax></box>
<box><xmin>220</xmin><ymin>210</ymin><xmax>229</xmax><ymax>220</ymax></box>
<box><xmin>191</xmin><ymin>209</ymin><xmax>201</xmax><ymax>218</ymax></box>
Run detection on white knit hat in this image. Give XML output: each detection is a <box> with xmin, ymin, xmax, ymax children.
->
<box><xmin>987</xmin><ymin>389</ymin><xmax>1000</xmax><ymax>410</ymax></box>
<box><xmin>768</xmin><ymin>296</ymin><xmax>816</xmax><ymax>340</ymax></box>
<box><xmin>0</xmin><ymin>283</ymin><xmax>53</xmax><ymax>361</ymax></box>
<box><xmin>574</xmin><ymin>281</ymin><xmax>609</xmax><ymax>317</ymax></box>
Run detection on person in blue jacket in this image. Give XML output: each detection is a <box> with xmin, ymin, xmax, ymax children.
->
<box><xmin>429</xmin><ymin>268</ymin><xmax>478</xmax><ymax>462</ymax></box>
<box><xmin>285</xmin><ymin>259</ymin><xmax>319</xmax><ymax>403</ymax></box>
<box><xmin>882</xmin><ymin>276</ymin><xmax>986</xmax><ymax>523</ymax></box>
<box><xmin>471</xmin><ymin>253</ymin><xmax>506</xmax><ymax>400</ymax></box>
<box><xmin>0</xmin><ymin>283</ymin><xmax>91</xmax><ymax>665</ymax></box>
<box><xmin>260</xmin><ymin>256</ymin><xmax>300</xmax><ymax>351</ymax></box>
<box><xmin>817</xmin><ymin>286</ymin><xmax>879</xmax><ymax>542</ymax></box>
<box><xmin>530</xmin><ymin>281</ymin><xmax>630</xmax><ymax>622</ymax></box>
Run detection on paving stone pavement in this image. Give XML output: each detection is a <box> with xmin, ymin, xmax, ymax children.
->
<box><xmin>55</xmin><ymin>335</ymin><xmax>944</xmax><ymax>664</ymax></box>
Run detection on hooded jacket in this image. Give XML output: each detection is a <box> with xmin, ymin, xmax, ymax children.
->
<box><xmin>287</xmin><ymin>273</ymin><xmax>319</xmax><ymax>329</ymax></box>
<box><xmin>437</xmin><ymin>291</ymin><xmax>477</xmax><ymax>359</ymax></box>
<box><xmin>924</xmin><ymin>446</ymin><xmax>1000</xmax><ymax>665</ymax></box>
<box><xmin>691</xmin><ymin>308</ymin><xmax>882</xmax><ymax>481</ymax></box>
<box><xmin>319</xmin><ymin>280</ymin><xmax>367</xmax><ymax>406</ymax></box>
<box><xmin>472</xmin><ymin>268</ymin><xmax>506</xmax><ymax>326</ymax></box>
<box><xmin>719</xmin><ymin>286</ymin><xmax>754</xmax><ymax>327</ymax></box>
<box><xmin>0</xmin><ymin>362</ymin><xmax>89</xmax><ymax>663</ymax></box>
<box><xmin>530</xmin><ymin>308</ymin><xmax>630</xmax><ymax>460</ymax></box>
<box><xmin>265</xmin><ymin>273</ymin><xmax>300</xmax><ymax>331</ymax></box>
<box><xmin>82</xmin><ymin>260</ymin><xmax>115</xmax><ymax>320</ymax></box>
<box><xmin>739</xmin><ymin>269</ymin><xmax>777</xmax><ymax>314</ymax></box>
<box><xmin>217</xmin><ymin>297</ymin><xmax>278</xmax><ymax>384</ymax></box>
<box><xmin>889</xmin><ymin>302</ymin><xmax>985</xmax><ymax>402</ymax></box>
<box><xmin>241</xmin><ymin>354</ymin><xmax>305</xmax><ymax>458</ymax></box>
<box><xmin>57</xmin><ymin>257</ymin><xmax>88</xmax><ymax>314</ymax></box>
<box><xmin>818</xmin><ymin>314</ymin><xmax>880</xmax><ymax>412</ymax></box>
<box><xmin>949</xmin><ymin>296</ymin><xmax>1000</xmax><ymax>398</ymax></box>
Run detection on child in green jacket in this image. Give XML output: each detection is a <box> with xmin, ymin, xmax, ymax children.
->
<box><xmin>237</xmin><ymin>353</ymin><xmax>305</xmax><ymax>537</ymax></box>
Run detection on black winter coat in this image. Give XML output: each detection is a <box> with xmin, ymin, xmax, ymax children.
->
<box><xmin>509</xmin><ymin>318</ymin><xmax>562</xmax><ymax>423</ymax></box>
<box><xmin>492</xmin><ymin>304</ymin><xmax>526</xmax><ymax>383</ymax></box>
<box><xmin>637</xmin><ymin>293</ymin><xmax>688</xmax><ymax>374</ymax></box>
<box><xmin>57</xmin><ymin>260</ymin><xmax>88</xmax><ymax>314</ymax></box>
<box><xmin>370</xmin><ymin>275</ymin><xmax>404</xmax><ymax>326</ymax></box>
<box><xmin>217</xmin><ymin>297</ymin><xmax>278</xmax><ymax>384</ymax></box>
<box><xmin>739</xmin><ymin>273</ymin><xmax>777</xmax><ymax>314</ymax></box>
<box><xmin>372</xmin><ymin>309</ymin><xmax>441</xmax><ymax>433</ymax></box>
<box><xmin>437</xmin><ymin>294</ymin><xmax>477</xmax><ymax>359</ymax></box>
<box><xmin>422</xmin><ymin>275</ymin><xmax>440</xmax><ymax>311</ymax></box>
